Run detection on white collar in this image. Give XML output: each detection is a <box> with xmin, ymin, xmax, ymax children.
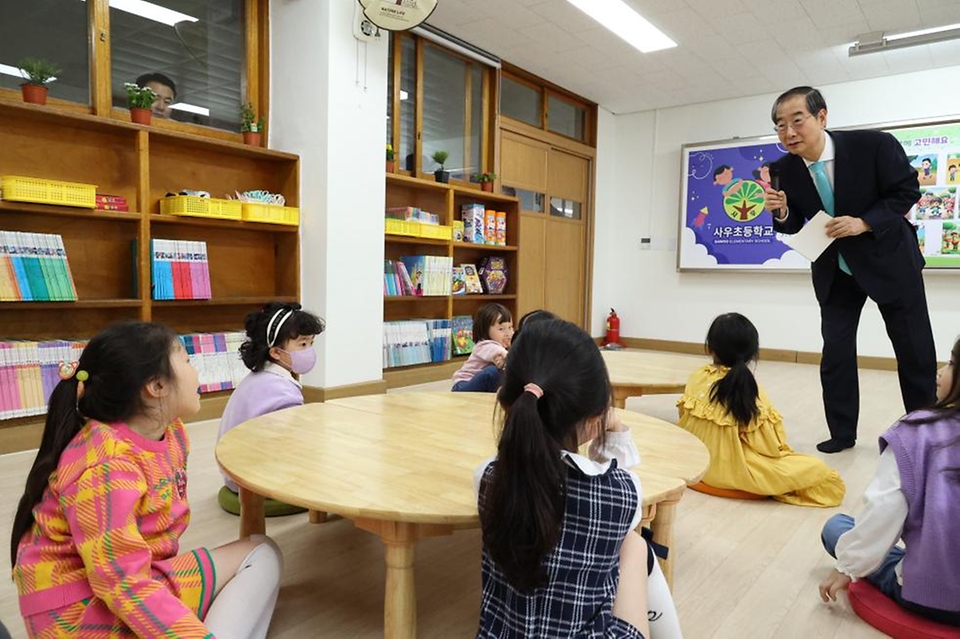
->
<box><xmin>263</xmin><ymin>361</ymin><xmax>301</xmax><ymax>387</ymax></box>
<box><xmin>803</xmin><ymin>131</ymin><xmax>835</xmax><ymax>168</ymax></box>
<box><xmin>561</xmin><ymin>450</ymin><xmax>613</xmax><ymax>476</ymax></box>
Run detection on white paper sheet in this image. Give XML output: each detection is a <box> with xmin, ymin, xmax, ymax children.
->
<box><xmin>782</xmin><ymin>210</ymin><xmax>834</xmax><ymax>262</ymax></box>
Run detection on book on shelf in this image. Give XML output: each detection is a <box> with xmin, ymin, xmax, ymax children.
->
<box><xmin>382</xmin><ymin>319</ymin><xmax>452</xmax><ymax>368</ymax></box>
<box><xmin>0</xmin><ymin>231</ymin><xmax>77</xmax><ymax>302</ymax></box>
<box><xmin>451</xmin><ymin>315</ymin><xmax>474</xmax><ymax>355</ymax></box>
<box><xmin>461</xmin><ymin>263</ymin><xmax>483</xmax><ymax>294</ymax></box>
<box><xmin>149</xmin><ymin>238</ymin><xmax>212</xmax><ymax>300</ymax></box>
<box><xmin>0</xmin><ymin>332</ymin><xmax>249</xmax><ymax>421</ymax></box>
<box><xmin>451</xmin><ymin>266</ymin><xmax>466</xmax><ymax>296</ymax></box>
<box><xmin>396</xmin><ymin>255</ymin><xmax>453</xmax><ymax>296</ymax></box>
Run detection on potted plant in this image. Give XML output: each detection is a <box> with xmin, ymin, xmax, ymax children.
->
<box><xmin>432</xmin><ymin>150</ymin><xmax>450</xmax><ymax>183</ymax></box>
<box><xmin>474</xmin><ymin>171</ymin><xmax>497</xmax><ymax>192</ymax></box>
<box><xmin>386</xmin><ymin>143</ymin><xmax>395</xmax><ymax>173</ymax></box>
<box><xmin>124</xmin><ymin>83</ymin><xmax>157</xmax><ymax>125</ymax></box>
<box><xmin>241</xmin><ymin>102</ymin><xmax>265</xmax><ymax>146</ymax></box>
<box><xmin>17</xmin><ymin>58</ymin><xmax>60</xmax><ymax>105</ymax></box>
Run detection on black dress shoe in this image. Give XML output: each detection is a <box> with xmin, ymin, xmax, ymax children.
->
<box><xmin>817</xmin><ymin>439</ymin><xmax>855</xmax><ymax>453</ymax></box>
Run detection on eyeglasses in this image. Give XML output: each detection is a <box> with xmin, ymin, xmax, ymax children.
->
<box><xmin>774</xmin><ymin>113</ymin><xmax>814</xmax><ymax>134</ymax></box>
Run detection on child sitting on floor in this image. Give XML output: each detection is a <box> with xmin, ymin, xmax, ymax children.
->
<box><xmin>217</xmin><ymin>302</ymin><xmax>325</xmax><ymax>515</ymax></box>
<box><xmin>677</xmin><ymin>312</ymin><xmax>845</xmax><ymax>506</ymax></box>
<box><xmin>452</xmin><ymin>303</ymin><xmax>513</xmax><ymax>392</ymax></box>
<box><xmin>818</xmin><ymin>334</ymin><xmax>960</xmax><ymax>626</ymax></box>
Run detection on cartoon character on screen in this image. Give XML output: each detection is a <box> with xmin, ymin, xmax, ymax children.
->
<box><xmin>713</xmin><ymin>165</ymin><xmax>744</xmax><ymax>197</ymax></box>
<box><xmin>752</xmin><ymin>163</ymin><xmax>772</xmax><ymax>191</ymax></box>
<box><xmin>949</xmin><ymin>163</ymin><xmax>958</xmax><ymax>184</ymax></box>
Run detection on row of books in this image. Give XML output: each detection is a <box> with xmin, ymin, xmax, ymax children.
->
<box><xmin>0</xmin><ymin>340</ymin><xmax>87</xmax><ymax>419</ymax></box>
<box><xmin>383</xmin><ymin>255</ymin><xmax>454</xmax><ymax>297</ymax></box>
<box><xmin>451</xmin><ymin>315</ymin><xmax>475</xmax><ymax>356</ymax></box>
<box><xmin>180</xmin><ymin>331</ymin><xmax>249</xmax><ymax>393</ymax></box>
<box><xmin>151</xmin><ymin>239</ymin><xmax>212</xmax><ymax>300</ymax></box>
<box><xmin>0</xmin><ymin>332</ymin><xmax>250</xmax><ymax>421</ymax></box>
<box><xmin>383</xmin><ymin>319</ymin><xmax>452</xmax><ymax>368</ymax></box>
<box><xmin>0</xmin><ymin>231</ymin><xmax>77</xmax><ymax>301</ymax></box>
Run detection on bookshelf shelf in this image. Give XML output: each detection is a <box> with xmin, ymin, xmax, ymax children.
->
<box><xmin>385</xmin><ymin>235</ymin><xmax>451</xmax><ymax>247</ymax></box>
<box><xmin>383</xmin><ymin>173</ymin><xmax>520</xmax><ymax>381</ymax></box>
<box><xmin>0</xmin><ymin>298</ymin><xmax>143</xmax><ymax>309</ymax></box>
<box><xmin>153</xmin><ymin>296</ymin><xmax>298</xmax><ymax>307</ymax></box>
<box><xmin>453</xmin><ymin>243</ymin><xmax>518</xmax><ymax>252</ymax></box>
<box><xmin>0</xmin><ymin>201</ymin><xmax>141</xmax><ymax>222</ymax></box>
<box><xmin>150</xmin><ymin>214</ymin><xmax>299</xmax><ymax>233</ymax></box>
<box><xmin>0</xmin><ymin>99</ymin><xmax>300</xmax><ymax>448</ymax></box>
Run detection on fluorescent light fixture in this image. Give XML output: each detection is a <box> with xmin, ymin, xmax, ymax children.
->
<box><xmin>170</xmin><ymin>102</ymin><xmax>209</xmax><ymax>116</ymax></box>
<box><xmin>0</xmin><ymin>63</ymin><xmax>56</xmax><ymax>82</ymax></box>
<box><xmin>565</xmin><ymin>0</ymin><xmax>676</xmax><ymax>53</ymax></box>
<box><xmin>80</xmin><ymin>0</ymin><xmax>198</xmax><ymax>27</ymax></box>
<box><xmin>849</xmin><ymin>22</ymin><xmax>960</xmax><ymax>56</ymax></box>
<box><xmin>400</xmin><ymin>90</ymin><xmax>409</xmax><ymax>101</ymax></box>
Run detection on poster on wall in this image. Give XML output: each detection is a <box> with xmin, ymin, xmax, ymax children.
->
<box><xmin>677</xmin><ymin>120</ymin><xmax>960</xmax><ymax>271</ymax></box>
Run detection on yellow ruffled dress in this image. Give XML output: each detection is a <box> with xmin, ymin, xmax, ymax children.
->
<box><xmin>676</xmin><ymin>364</ymin><xmax>845</xmax><ymax>507</ymax></box>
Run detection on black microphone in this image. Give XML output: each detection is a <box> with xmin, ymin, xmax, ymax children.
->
<box><xmin>769</xmin><ymin>165</ymin><xmax>781</xmax><ymax>218</ymax></box>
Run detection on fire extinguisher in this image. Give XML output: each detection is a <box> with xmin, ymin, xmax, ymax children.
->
<box><xmin>604</xmin><ymin>308</ymin><xmax>621</xmax><ymax>347</ymax></box>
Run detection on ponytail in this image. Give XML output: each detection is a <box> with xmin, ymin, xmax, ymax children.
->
<box><xmin>710</xmin><ymin>360</ymin><xmax>760</xmax><ymax>428</ymax></box>
<box><xmin>481</xmin><ymin>392</ymin><xmax>566</xmax><ymax>593</ymax></box>
<box><xmin>10</xmin><ymin>379</ymin><xmax>85</xmax><ymax>565</ymax></box>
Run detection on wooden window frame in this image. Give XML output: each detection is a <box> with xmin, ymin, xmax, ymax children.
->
<box><xmin>501</xmin><ymin>64</ymin><xmax>596</xmax><ymax>147</ymax></box>
<box><xmin>386</xmin><ymin>32</ymin><xmax>494</xmax><ymax>183</ymax></box>
<box><xmin>0</xmin><ymin>0</ymin><xmax>269</xmax><ymax>144</ymax></box>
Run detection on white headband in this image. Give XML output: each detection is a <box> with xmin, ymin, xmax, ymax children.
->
<box><xmin>266</xmin><ymin>308</ymin><xmax>294</xmax><ymax>347</ymax></box>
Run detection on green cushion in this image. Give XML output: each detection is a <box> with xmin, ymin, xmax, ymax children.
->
<box><xmin>218</xmin><ymin>485</ymin><xmax>308</xmax><ymax>518</ymax></box>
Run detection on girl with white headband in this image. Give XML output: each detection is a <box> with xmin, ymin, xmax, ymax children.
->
<box><xmin>216</xmin><ymin>302</ymin><xmax>325</xmax><ymax>515</ymax></box>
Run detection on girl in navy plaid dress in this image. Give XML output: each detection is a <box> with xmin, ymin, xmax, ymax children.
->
<box><xmin>475</xmin><ymin>319</ymin><xmax>680</xmax><ymax>638</ymax></box>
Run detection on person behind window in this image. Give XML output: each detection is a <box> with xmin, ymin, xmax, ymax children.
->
<box><xmin>136</xmin><ymin>72</ymin><xmax>176</xmax><ymax>119</ymax></box>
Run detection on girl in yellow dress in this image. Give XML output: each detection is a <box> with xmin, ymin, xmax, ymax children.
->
<box><xmin>677</xmin><ymin>312</ymin><xmax>845</xmax><ymax>507</ymax></box>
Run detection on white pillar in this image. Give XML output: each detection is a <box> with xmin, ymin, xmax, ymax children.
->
<box><xmin>270</xmin><ymin>0</ymin><xmax>387</xmax><ymax>388</ymax></box>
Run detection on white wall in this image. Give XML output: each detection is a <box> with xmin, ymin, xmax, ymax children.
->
<box><xmin>593</xmin><ymin>66</ymin><xmax>960</xmax><ymax>362</ymax></box>
<box><xmin>271</xmin><ymin>0</ymin><xmax>387</xmax><ymax>388</ymax></box>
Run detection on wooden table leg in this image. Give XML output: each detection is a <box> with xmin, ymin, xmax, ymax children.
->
<box><xmin>238</xmin><ymin>486</ymin><xmax>266</xmax><ymax>537</ymax></box>
<box><xmin>649</xmin><ymin>488</ymin><xmax>684</xmax><ymax>588</ymax></box>
<box><xmin>354</xmin><ymin>519</ymin><xmax>453</xmax><ymax>639</ymax></box>
<box><xmin>308</xmin><ymin>510</ymin><xmax>328</xmax><ymax>523</ymax></box>
<box><xmin>613</xmin><ymin>387</ymin><xmax>630</xmax><ymax>409</ymax></box>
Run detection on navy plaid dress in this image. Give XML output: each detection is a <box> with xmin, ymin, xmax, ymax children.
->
<box><xmin>477</xmin><ymin>455</ymin><xmax>645</xmax><ymax>639</ymax></box>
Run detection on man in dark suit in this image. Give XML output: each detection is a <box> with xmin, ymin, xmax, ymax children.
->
<box><xmin>764</xmin><ymin>86</ymin><xmax>936</xmax><ymax>453</ymax></box>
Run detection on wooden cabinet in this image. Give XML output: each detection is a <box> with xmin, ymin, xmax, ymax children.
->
<box><xmin>383</xmin><ymin>173</ymin><xmax>520</xmax><ymax>388</ymax></box>
<box><xmin>0</xmin><ymin>99</ymin><xmax>300</xmax><ymax>449</ymax></box>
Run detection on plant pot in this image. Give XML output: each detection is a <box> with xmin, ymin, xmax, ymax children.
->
<box><xmin>130</xmin><ymin>107</ymin><xmax>152</xmax><ymax>125</ymax></box>
<box><xmin>434</xmin><ymin>169</ymin><xmax>450</xmax><ymax>184</ymax></box>
<box><xmin>386</xmin><ymin>160</ymin><xmax>396</xmax><ymax>173</ymax></box>
<box><xmin>21</xmin><ymin>84</ymin><xmax>48</xmax><ymax>105</ymax></box>
<box><xmin>480</xmin><ymin>181</ymin><xmax>493</xmax><ymax>192</ymax></box>
<box><xmin>242</xmin><ymin>131</ymin><xmax>261</xmax><ymax>147</ymax></box>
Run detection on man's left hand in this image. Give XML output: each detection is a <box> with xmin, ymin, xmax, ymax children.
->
<box><xmin>826</xmin><ymin>216</ymin><xmax>870</xmax><ymax>238</ymax></box>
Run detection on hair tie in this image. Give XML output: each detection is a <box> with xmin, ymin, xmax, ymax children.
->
<box><xmin>524</xmin><ymin>383</ymin><xmax>544</xmax><ymax>399</ymax></box>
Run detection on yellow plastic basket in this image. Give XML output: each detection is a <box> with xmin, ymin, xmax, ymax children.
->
<box><xmin>159</xmin><ymin>195</ymin><xmax>242</xmax><ymax>220</ymax></box>
<box><xmin>419</xmin><ymin>224</ymin><xmax>452</xmax><ymax>240</ymax></box>
<box><xmin>1</xmin><ymin>175</ymin><xmax>97</xmax><ymax>208</ymax></box>
<box><xmin>240</xmin><ymin>203</ymin><xmax>300</xmax><ymax>226</ymax></box>
<box><xmin>385</xmin><ymin>219</ymin><xmax>420</xmax><ymax>237</ymax></box>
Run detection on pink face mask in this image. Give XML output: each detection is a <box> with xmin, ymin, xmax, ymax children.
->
<box><xmin>280</xmin><ymin>347</ymin><xmax>317</xmax><ymax>375</ymax></box>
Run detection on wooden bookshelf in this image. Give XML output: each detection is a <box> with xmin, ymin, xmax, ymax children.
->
<box><xmin>383</xmin><ymin>173</ymin><xmax>520</xmax><ymax>386</ymax></box>
<box><xmin>0</xmin><ymin>99</ymin><xmax>300</xmax><ymax>450</ymax></box>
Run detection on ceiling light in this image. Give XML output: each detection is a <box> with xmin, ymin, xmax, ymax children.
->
<box><xmin>170</xmin><ymin>102</ymin><xmax>209</xmax><ymax>116</ymax></box>
<box><xmin>849</xmin><ymin>22</ymin><xmax>960</xmax><ymax>56</ymax></box>
<box><xmin>565</xmin><ymin>0</ymin><xmax>676</xmax><ymax>53</ymax></box>
<box><xmin>0</xmin><ymin>63</ymin><xmax>56</xmax><ymax>82</ymax></box>
<box><xmin>80</xmin><ymin>0</ymin><xmax>198</xmax><ymax>27</ymax></box>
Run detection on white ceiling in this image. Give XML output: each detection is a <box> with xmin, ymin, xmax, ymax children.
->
<box><xmin>427</xmin><ymin>0</ymin><xmax>960</xmax><ymax>114</ymax></box>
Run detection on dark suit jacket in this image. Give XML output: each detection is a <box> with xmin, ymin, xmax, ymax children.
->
<box><xmin>772</xmin><ymin>130</ymin><xmax>923</xmax><ymax>305</ymax></box>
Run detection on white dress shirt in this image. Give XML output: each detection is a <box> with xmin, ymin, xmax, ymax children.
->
<box><xmin>834</xmin><ymin>447</ymin><xmax>909</xmax><ymax>583</ymax></box>
<box><xmin>776</xmin><ymin>132</ymin><xmax>836</xmax><ymax>222</ymax></box>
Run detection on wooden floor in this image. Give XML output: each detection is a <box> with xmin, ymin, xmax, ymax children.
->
<box><xmin>0</xmin><ymin>352</ymin><xmax>900</xmax><ymax>638</ymax></box>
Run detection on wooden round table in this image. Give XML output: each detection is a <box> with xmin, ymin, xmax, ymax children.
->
<box><xmin>602</xmin><ymin>350</ymin><xmax>704</xmax><ymax>408</ymax></box>
<box><xmin>217</xmin><ymin>392</ymin><xmax>708</xmax><ymax>639</ymax></box>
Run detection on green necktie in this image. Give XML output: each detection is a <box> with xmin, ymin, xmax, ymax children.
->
<box><xmin>810</xmin><ymin>161</ymin><xmax>851</xmax><ymax>275</ymax></box>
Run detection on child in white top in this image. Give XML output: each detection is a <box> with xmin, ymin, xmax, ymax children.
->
<box><xmin>452</xmin><ymin>303</ymin><xmax>513</xmax><ymax>392</ymax></box>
